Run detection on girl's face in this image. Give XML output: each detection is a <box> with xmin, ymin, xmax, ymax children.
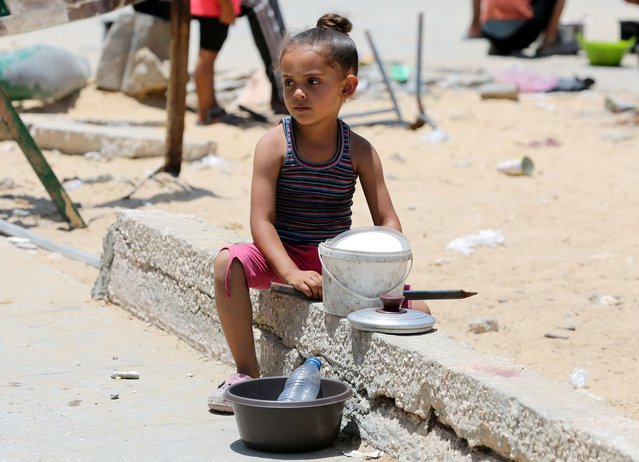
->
<box><xmin>280</xmin><ymin>47</ymin><xmax>357</xmax><ymax>125</ymax></box>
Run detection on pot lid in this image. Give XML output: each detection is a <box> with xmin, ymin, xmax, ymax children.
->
<box><xmin>347</xmin><ymin>308</ymin><xmax>436</xmax><ymax>334</ymax></box>
<box><xmin>327</xmin><ymin>226</ymin><xmax>410</xmax><ymax>253</ymax></box>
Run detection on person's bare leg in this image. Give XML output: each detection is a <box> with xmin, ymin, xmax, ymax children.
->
<box><xmin>410</xmin><ymin>300</ymin><xmax>432</xmax><ymax>315</ymax></box>
<box><xmin>467</xmin><ymin>0</ymin><xmax>483</xmax><ymax>38</ymax></box>
<box><xmin>194</xmin><ymin>48</ymin><xmax>219</xmax><ymax>123</ymax></box>
<box><xmin>213</xmin><ymin>250</ymin><xmax>260</xmax><ymax>378</ymax></box>
<box><xmin>541</xmin><ymin>0</ymin><xmax>566</xmax><ymax>48</ymax></box>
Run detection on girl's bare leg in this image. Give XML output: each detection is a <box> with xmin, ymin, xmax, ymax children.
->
<box><xmin>213</xmin><ymin>250</ymin><xmax>260</xmax><ymax>378</ymax></box>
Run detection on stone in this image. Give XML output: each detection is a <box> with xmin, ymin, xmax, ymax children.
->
<box><xmin>467</xmin><ymin>316</ymin><xmax>499</xmax><ymax>333</ymax></box>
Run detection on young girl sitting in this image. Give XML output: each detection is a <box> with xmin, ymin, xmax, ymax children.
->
<box><xmin>209</xmin><ymin>13</ymin><xmax>426</xmax><ymax>413</ymax></box>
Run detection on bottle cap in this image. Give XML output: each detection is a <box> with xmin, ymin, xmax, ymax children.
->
<box><xmin>305</xmin><ymin>357</ymin><xmax>321</xmax><ymax>370</ymax></box>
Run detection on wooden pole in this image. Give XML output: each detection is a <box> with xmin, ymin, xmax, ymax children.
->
<box><xmin>0</xmin><ymin>87</ymin><xmax>86</xmax><ymax>228</ymax></box>
<box><xmin>164</xmin><ymin>0</ymin><xmax>191</xmax><ymax>176</ymax></box>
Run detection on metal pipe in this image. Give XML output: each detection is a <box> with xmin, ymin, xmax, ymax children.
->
<box><xmin>364</xmin><ymin>30</ymin><xmax>404</xmax><ymax>122</ymax></box>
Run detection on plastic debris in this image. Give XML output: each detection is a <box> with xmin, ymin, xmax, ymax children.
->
<box><xmin>0</xmin><ymin>45</ymin><xmax>90</xmax><ymax>102</ymax></box>
<box><xmin>446</xmin><ymin>229</ymin><xmax>505</xmax><ymax>255</ymax></box>
<box><xmin>421</xmin><ymin>128</ymin><xmax>449</xmax><ymax>144</ymax></box>
<box><xmin>189</xmin><ymin>154</ymin><xmax>226</xmax><ymax>170</ymax></box>
<box><xmin>478</xmin><ymin>82</ymin><xmax>519</xmax><ymax>100</ymax></box>
<box><xmin>6</xmin><ymin>236</ymin><xmax>37</xmax><ymax>250</ymax></box>
<box><xmin>111</xmin><ymin>371</ymin><xmax>140</xmax><ymax>380</ymax></box>
<box><xmin>570</xmin><ymin>368</ymin><xmax>588</xmax><ymax>388</ymax></box>
<box><xmin>589</xmin><ymin>294</ymin><xmax>623</xmax><ymax>306</ymax></box>
<box><xmin>605</xmin><ymin>96</ymin><xmax>636</xmax><ymax>113</ymax></box>
<box><xmin>63</xmin><ymin>174</ymin><xmax>114</xmax><ymax>190</ymax></box>
<box><xmin>343</xmin><ymin>449</ymin><xmax>384</xmax><ymax>459</ymax></box>
<box><xmin>496</xmin><ymin>156</ymin><xmax>534</xmax><ymax>176</ymax></box>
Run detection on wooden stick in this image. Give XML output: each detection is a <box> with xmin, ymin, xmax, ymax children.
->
<box><xmin>163</xmin><ymin>0</ymin><xmax>191</xmax><ymax>176</ymax></box>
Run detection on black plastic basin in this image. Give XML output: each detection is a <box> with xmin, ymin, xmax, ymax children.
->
<box><xmin>223</xmin><ymin>377</ymin><xmax>353</xmax><ymax>453</ymax></box>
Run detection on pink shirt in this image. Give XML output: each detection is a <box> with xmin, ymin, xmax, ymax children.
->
<box><xmin>191</xmin><ymin>0</ymin><xmax>241</xmax><ymax>18</ymax></box>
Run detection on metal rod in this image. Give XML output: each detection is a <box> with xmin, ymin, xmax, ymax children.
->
<box><xmin>414</xmin><ymin>12</ymin><xmax>437</xmax><ymax>130</ymax></box>
<box><xmin>0</xmin><ymin>87</ymin><xmax>86</xmax><ymax>228</ymax></box>
<box><xmin>271</xmin><ymin>283</ymin><xmax>477</xmax><ymax>301</ymax></box>
<box><xmin>0</xmin><ymin>219</ymin><xmax>100</xmax><ymax>267</ymax></box>
<box><xmin>270</xmin><ymin>282</ymin><xmax>311</xmax><ymax>299</ymax></box>
<box><xmin>364</xmin><ymin>30</ymin><xmax>404</xmax><ymax>122</ymax></box>
<box><xmin>403</xmin><ymin>290</ymin><xmax>478</xmax><ymax>300</ymax></box>
<box><xmin>340</xmin><ymin>108</ymin><xmax>396</xmax><ymax>119</ymax></box>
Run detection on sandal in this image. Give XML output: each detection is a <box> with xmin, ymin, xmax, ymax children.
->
<box><xmin>208</xmin><ymin>373</ymin><xmax>253</xmax><ymax>413</ymax></box>
<box><xmin>197</xmin><ymin>107</ymin><xmax>247</xmax><ymax>127</ymax></box>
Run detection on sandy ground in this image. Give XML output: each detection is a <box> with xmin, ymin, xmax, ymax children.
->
<box><xmin>1</xmin><ymin>1</ymin><xmax>638</xmax><ymax>426</ymax></box>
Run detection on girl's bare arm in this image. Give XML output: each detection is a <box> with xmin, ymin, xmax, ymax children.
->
<box><xmin>250</xmin><ymin>128</ymin><xmax>322</xmax><ymax>298</ymax></box>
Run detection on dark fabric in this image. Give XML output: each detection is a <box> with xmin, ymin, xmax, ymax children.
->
<box><xmin>193</xmin><ymin>16</ymin><xmax>230</xmax><ymax>52</ymax></box>
<box><xmin>241</xmin><ymin>0</ymin><xmax>286</xmax><ymax>104</ymax></box>
<box><xmin>133</xmin><ymin>0</ymin><xmax>171</xmax><ymax>21</ymax></box>
<box><xmin>482</xmin><ymin>0</ymin><xmax>558</xmax><ymax>52</ymax></box>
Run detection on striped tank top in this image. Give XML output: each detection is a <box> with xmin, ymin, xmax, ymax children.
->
<box><xmin>275</xmin><ymin>116</ymin><xmax>356</xmax><ymax>245</ymax></box>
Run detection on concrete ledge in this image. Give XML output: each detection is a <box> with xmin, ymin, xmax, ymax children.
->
<box><xmin>93</xmin><ymin>209</ymin><xmax>639</xmax><ymax>462</ymax></box>
<box><xmin>1</xmin><ymin>114</ymin><xmax>215</xmax><ymax>160</ymax></box>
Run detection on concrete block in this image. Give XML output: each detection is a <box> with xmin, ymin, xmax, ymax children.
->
<box><xmin>121</xmin><ymin>13</ymin><xmax>170</xmax><ymax>95</ymax></box>
<box><xmin>93</xmin><ymin>209</ymin><xmax>251</xmax><ymax>360</ymax></box>
<box><xmin>96</xmin><ymin>11</ymin><xmax>134</xmax><ymax>91</ymax></box>
<box><xmin>94</xmin><ymin>209</ymin><xmax>639</xmax><ymax>462</ymax></box>
<box><xmin>15</xmin><ymin>115</ymin><xmax>215</xmax><ymax>159</ymax></box>
<box><xmin>122</xmin><ymin>47</ymin><xmax>169</xmax><ymax>97</ymax></box>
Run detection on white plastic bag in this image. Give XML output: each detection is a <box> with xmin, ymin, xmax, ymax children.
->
<box><xmin>0</xmin><ymin>45</ymin><xmax>90</xmax><ymax>102</ymax></box>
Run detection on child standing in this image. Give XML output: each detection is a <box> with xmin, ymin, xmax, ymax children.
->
<box><xmin>191</xmin><ymin>0</ymin><xmax>242</xmax><ymax>125</ymax></box>
<box><xmin>209</xmin><ymin>13</ymin><xmax>409</xmax><ymax>412</ymax></box>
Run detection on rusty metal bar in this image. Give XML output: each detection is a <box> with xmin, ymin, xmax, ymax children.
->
<box><xmin>0</xmin><ymin>86</ymin><xmax>86</xmax><ymax>228</ymax></box>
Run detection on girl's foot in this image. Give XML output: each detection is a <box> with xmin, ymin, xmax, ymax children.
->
<box><xmin>208</xmin><ymin>373</ymin><xmax>253</xmax><ymax>413</ymax></box>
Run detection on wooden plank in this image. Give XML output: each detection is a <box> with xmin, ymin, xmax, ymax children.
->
<box><xmin>163</xmin><ymin>0</ymin><xmax>190</xmax><ymax>176</ymax></box>
<box><xmin>0</xmin><ymin>0</ymin><xmax>140</xmax><ymax>36</ymax></box>
<box><xmin>0</xmin><ymin>86</ymin><xmax>87</xmax><ymax>228</ymax></box>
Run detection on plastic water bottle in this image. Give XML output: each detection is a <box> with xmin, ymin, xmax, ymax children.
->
<box><xmin>277</xmin><ymin>357</ymin><xmax>322</xmax><ymax>401</ymax></box>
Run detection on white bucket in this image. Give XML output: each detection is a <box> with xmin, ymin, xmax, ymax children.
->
<box><xmin>318</xmin><ymin>227</ymin><xmax>413</xmax><ymax>316</ymax></box>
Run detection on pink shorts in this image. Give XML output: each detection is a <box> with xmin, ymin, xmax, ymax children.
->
<box><xmin>221</xmin><ymin>242</ymin><xmax>417</xmax><ymax>308</ymax></box>
<box><xmin>221</xmin><ymin>242</ymin><xmax>321</xmax><ymax>296</ymax></box>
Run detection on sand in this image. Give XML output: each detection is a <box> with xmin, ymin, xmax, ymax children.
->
<box><xmin>1</xmin><ymin>1</ymin><xmax>638</xmax><ymax>423</ymax></box>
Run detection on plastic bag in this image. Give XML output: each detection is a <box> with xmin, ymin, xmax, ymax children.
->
<box><xmin>0</xmin><ymin>45</ymin><xmax>90</xmax><ymax>102</ymax></box>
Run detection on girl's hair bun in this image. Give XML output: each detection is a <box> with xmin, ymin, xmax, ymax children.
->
<box><xmin>316</xmin><ymin>13</ymin><xmax>352</xmax><ymax>35</ymax></box>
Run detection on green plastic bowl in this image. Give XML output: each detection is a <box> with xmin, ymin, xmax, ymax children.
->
<box><xmin>577</xmin><ymin>34</ymin><xmax>636</xmax><ymax>66</ymax></box>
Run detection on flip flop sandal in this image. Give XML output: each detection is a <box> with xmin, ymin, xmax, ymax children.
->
<box><xmin>197</xmin><ymin>106</ymin><xmax>227</xmax><ymax>126</ymax></box>
<box><xmin>199</xmin><ymin>107</ymin><xmax>249</xmax><ymax>127</ymax></box>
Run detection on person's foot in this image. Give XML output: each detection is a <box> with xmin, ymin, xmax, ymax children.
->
<box><xmin>208</xmin><ymin>373</ymin><xmax>253</xmax><ymax>413</ymax></box>
<box><xmin>197</xmin><ymin>107</ymin><xmax>247</xmax><ymax>126</ymax></box>
<box><xmin>535</xmin><ymin>40</ymin><xmax>580</xmax><ymax>58</ymax></box>
<box><xmin>488</xmin><ymin>44</ymin><xmax>526</xmax><ymax>58</ymax></box>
